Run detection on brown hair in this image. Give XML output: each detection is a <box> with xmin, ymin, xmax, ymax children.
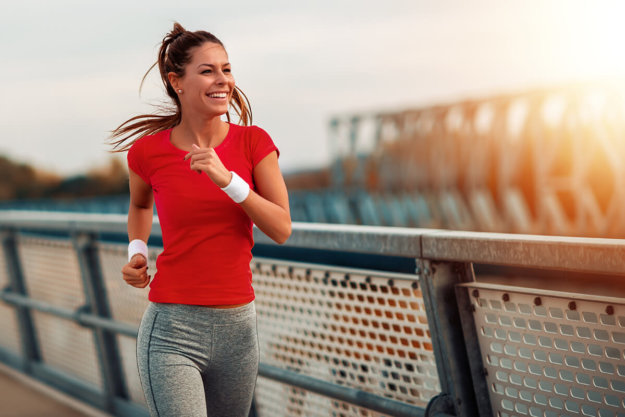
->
<box><xmin>110</xmin><ymin>22</ymin><xmax>252</xmax><ymax>152</ymax></box>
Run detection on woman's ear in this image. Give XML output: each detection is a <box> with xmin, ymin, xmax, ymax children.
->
<box><xmin>168</xmin><ymin>72</ymin><xmax>180</xmax><ymax>92</ymax></box>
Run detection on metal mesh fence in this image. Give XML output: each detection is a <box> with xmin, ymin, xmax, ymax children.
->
<box><xmin>0</xmin><ymin>242</ymin><xmax>21</xmax><ymax>355</ymax></box>
<box><xmin>18</xmin><ymin>236</ymin><xmax>85</xmax><ymax>310</ymax></box>
<box><xmin>1</xmin><ymin>231</ymin><xmax>439</xmax><ymax>414</ymax></box>
<box><xmin>252</xmin><ymin>258</ymin><xmax>440</xmax><ymax>416</ymax></box>
<box><xmin>463</xmin><ymin>282</ymin><xmax>625</xmax><ymax>417</ymax></box>
<box><xmin>6</xmin><ymin>213</ymin><xmax>625</xmax><ymax>416</ymax></box>
<box><xmin>17</xmin><ymin>235</ymin><xmax>103</xmax><ymax>388</ymax></box>
<box><xmin>31</xmin><ymin>310</ymin><xmax>104</xmax><ymax>388</ymax></box>
<box><xmin>97</xmin><ymin>246</ymin><xmax>439</xmax><ymax>413</ymax></box>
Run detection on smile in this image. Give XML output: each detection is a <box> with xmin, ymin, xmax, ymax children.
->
<box><xmin>207</xmin><ymin>92</ymin><xmax>228</xmax><ymax>98</ymax></box>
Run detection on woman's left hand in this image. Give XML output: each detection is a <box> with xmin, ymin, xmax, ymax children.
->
<box><xmin>184</xmin><ymin>144</ymin><xmax>232</xmax><ymax>188</ymax></box>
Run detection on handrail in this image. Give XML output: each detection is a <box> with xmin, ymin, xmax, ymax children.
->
<box><xmin>258</xmin><ymin>363</ymin><xmax>424</xmax><ymax>417</ymax></box>
<box><xmin>3</xmin><ymin>210</ymin><xmax>625</xmax><ymax>273</ymax></box>
<box><xmin>0</xmin><ymin>290</ymin><xmax>138</xmax><ymax>337</ymax></box>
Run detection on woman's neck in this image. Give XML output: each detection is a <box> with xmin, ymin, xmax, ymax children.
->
<box><xmin>173</xmin><ymin>115</ymin><xmax>229</xmax><ymax>149</ymax></box>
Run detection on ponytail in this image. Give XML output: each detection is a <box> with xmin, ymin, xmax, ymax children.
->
<box><xmin>228</xmin><ymin>86</ymin><xmax>252</xmax><ymax>126</ymax></box>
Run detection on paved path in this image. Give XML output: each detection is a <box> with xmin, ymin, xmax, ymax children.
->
<box><xmin>0</xmin><ymin>364</ymin><xmax>111</xmax><ymax>417</ymax></box>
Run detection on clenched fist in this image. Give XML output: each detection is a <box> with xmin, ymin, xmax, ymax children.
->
<box><xmin>184</xmin><ymin>144</ymin><xmax>232</xmax><ymax>188</ymax></box>
<box><xmin>122</xmin><ymin>254</ymin><xmax>151</xmax><ymax>288</ymax></box>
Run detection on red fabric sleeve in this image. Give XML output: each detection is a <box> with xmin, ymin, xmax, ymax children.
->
<box><xmin>250</xmin><ymin>126</ymin><xmax>279</xmax><ymax>167</ymax></box>
<box><xmin>127</xmin><ymin>138</ymin><xmax>151</xmax><ymax>186</ymax></box>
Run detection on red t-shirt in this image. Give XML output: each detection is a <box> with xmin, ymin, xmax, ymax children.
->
<box><xmin>127</xmin><ymin>123</ymin><xmax>279</xmax><ymax>305</ymax></box>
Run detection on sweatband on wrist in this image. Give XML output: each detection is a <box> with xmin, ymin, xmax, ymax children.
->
<box><xmin>128</xmin><ymin>239</ymin><xmax>148</xmax><ymax>262</ymax></box>
<box><xmin>220</xmin><ymin>171</ymin><xmax>250</xmax><ymax>203</ymax></box>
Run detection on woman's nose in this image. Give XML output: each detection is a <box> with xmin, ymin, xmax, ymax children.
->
<box><xmin>215</xmin><ymin>71</ymin><xmax>227</xmax><ymax>84</ymax></box>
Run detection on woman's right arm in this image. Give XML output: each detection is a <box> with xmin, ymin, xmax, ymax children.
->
<box><xmin>122</xmin><ymin>169</ymin><xmax>154</xmax><ymax>288</ymax></box>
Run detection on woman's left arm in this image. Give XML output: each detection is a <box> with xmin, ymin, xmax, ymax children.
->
<box><xmin>239</xmin><ymin>151</ymin><xmax>291</xmax><ymax>244</ymax></box>
<box><xmin>186</xmin><ymin>146</ymin><xmax>291</xmax><ymax>243</ymax></box>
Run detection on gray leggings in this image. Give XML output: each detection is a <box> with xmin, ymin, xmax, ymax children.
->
<box><xmin>136</xmin><ymin>301</ymin><xmax>259</xmax><ymax>417</ymax></box>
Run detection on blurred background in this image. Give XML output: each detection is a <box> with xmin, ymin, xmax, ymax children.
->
<box><xmin>3</xmin><ymin>0</ymin><xmax>625</xmax><ymax>237</ymax></box>
<box><xmin>3</xmin><ymin>2</ymin><xmax>625</xmax><ymax>417</ymax></box>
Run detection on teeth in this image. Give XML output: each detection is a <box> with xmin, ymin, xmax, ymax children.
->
<box><xmin>208</xmin><ymin>92</ymin><xmax>227</xmax><ymax>98</ymax></box>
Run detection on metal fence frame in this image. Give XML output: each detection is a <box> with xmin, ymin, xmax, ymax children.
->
<box><xmin>1</xmin><ymin>211</ymin><xmax>625</xmax><ymax>416</ymax></box>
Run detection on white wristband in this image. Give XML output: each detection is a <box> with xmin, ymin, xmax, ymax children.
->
<box><xmin>128</xmin><ymin>239</ymin><xmax>148</xmax><ymax>262</ymax></box>
<box><xmin>220</xmin><ymin>171</ymin><xmax>250</xmax><ymax>203</ymax></box>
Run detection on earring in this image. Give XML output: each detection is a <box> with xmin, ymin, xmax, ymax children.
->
<box><xmin>177</xmin><ymin>89</ymin><xmax>183</xmax><ymax>94</ymax></box>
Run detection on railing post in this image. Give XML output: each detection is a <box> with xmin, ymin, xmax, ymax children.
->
<box><xmin>454</xmin><ymin>275</ymin><xmax>493</xmax><ymax>417</ymax></box>
<box><xmin>72</xmin><ymin>231</ymin><xmax>127</xmax><ymax>413</ymax></box>
<box><xmin>0</xmin><ymin>229</ymin><xmax>41</xmax><ymax>371</ymax></box>
<box><xmin>418</xmin><ymin>259</ymin><xmax>481</xmax><ymax>417</ymax></box>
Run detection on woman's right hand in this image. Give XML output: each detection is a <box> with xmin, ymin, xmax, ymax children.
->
<box><xmin>122</xmin><ymin>254</ymin><xmax>151</xmax><ymax>288</ymax></box>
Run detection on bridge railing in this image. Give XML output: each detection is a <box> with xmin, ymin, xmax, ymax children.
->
<box><xmin>0</xmin><ymin>211</ymin><xmax>624</xmax><ymax>417</ymax></box>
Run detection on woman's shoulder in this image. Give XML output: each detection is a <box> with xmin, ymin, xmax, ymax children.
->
<box><xmin>129</xmin><ymin>129</ymin><xmax>170</xmax><ymax>151</ymax></box>
<box><xmin>231</xmin><ymin>124</ymin><xmax>278</xmax><ymax>163</ymax></box>
<box><xmin>231</xmin><ymin>123</ymin><xmax>270</xmax><ymax>140</ymax></box>
<box><xmin>228</xmin><ymin>122</ymin><xmax>264</xmax><ymax>132</ymax></box>
<box><xmin>127</xmin><ymin>130</ymin><xmax>171</xmax><ymax>170</ymax></box>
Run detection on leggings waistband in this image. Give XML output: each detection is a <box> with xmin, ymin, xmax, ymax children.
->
<box><xmin>146</xmin><ymin>301</ymin><xmax>255</xmax><ymax>325</ymax></box>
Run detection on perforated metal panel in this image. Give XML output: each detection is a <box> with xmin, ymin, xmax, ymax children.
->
<box><xmin>18</xmin><ymin>236</ymin><xmax>85</xmax><ymax>310</ymax></box>
<box><xmin>31</xmin><ymin>311</ymin><xmax>104</xmax><ymax>387</ymax></box>
<box><xmin>0</xmin><ymin>243</ymin><xmax>21</xmax><ymax>354</ymax></box>
<box><xmin>18</xmin><ymin>236</ymin><xmax>103</xmax><ymax>388</ymax></box>
<box><xmin>98</xmin><ymin>242</ymin><xmax>160</xmax><ymax>406</ymax></box>
<box><xmin>252</xmin><ymin>258</ymin><xmax>439</xmax><ymax>416</ymax></box>
<box><xmin>463</xmin><ymin>283</ymin><xmax>625</xmax><ymax>417</ymax></box>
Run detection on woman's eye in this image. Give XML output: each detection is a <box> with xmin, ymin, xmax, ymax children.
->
<box><xmin>224</xmin><ymin>68</ymin><xmax>231</xmax><ymax>73</ymax></box>
<box><xmin>202</xmin><ymin>69</ymin><xmax>212</xmax><ymax>74</ymax></box>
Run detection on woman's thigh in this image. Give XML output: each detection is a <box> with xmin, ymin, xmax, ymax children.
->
<box><xmin>203</xmin><ymin>306</ymin><xmax>259</xmax><ymax>417</ymax></box>
<box><xmin>136</xmin><ymin>303</ymin><xmax>211</xmax><ymax>417</ymax></box>
<box><xmin>136</xmin><ymin>302</ymin><xmax>259</xmax><ymax>417</ymax></box>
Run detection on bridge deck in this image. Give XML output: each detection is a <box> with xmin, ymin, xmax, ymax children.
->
<box><xmin>0</xmin><ymin>364</ymin><xmax>111</xmax><ymax>417</ymax></box>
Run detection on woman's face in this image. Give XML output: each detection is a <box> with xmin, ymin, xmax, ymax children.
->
<box><xmin>171</xmin><ymin>42</ymin><xmax>235</xmax><ymax>118</ymax></box>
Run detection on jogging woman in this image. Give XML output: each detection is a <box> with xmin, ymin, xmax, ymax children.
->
<box><xmin>111</xmin><ymin>22</ymin><xmax>291</xmax><ymax>417</ymax></box>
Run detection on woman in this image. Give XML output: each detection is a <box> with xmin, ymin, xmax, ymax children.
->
<box><xmin>110</xmin><ymin>22</ymin><xmax>291</xmax><ymax>417</ymax></box>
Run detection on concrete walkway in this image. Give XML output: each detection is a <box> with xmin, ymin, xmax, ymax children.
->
<box><xmin>0</xmin><ymin>364</ymin><xmax>112</xmax><ymax>417</ymax></box>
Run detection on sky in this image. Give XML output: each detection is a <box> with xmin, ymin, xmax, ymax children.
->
<box><xmin>2</xmin><ymin>0</ymin><xmax>625</xmax><ymax>176</ymax></box>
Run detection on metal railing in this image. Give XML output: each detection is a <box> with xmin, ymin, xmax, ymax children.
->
<box><xmin>1</xmin><ymin>211</ymin><xmax>624</xmax><ymax>416</ymax></box>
